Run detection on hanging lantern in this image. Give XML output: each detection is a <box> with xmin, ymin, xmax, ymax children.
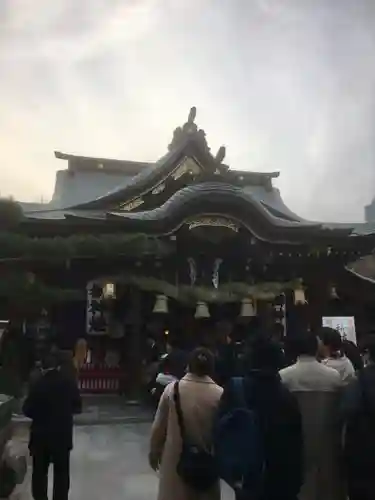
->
<box><xmin>153</xmin><ymin>294</ymin><xmax>168</xmax><ymax>314</ymax></box>
<box><xmin>294</xmin><ymin>282</ymin><xmax>307</xmax><ymax>305</ymax></box>
<box><xmin>194</xmin><ymin>301</ymin><xmax>210</xmax><ymax>319</ymax></box>
<box><xmin>240</xmin><ymin>298</ymin><xmax>256</xmax><ymax>317</ymax></box>
<box><xmin>330</xmin><ymin>285</ymin><xmax>339</xmax><ymax>300</ymax></box>
<box><xmin>103</xmin><ymin>283</ymin><xmax>116</xmax><ymax>299</ymax></box>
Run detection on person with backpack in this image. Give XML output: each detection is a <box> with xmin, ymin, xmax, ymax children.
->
<box><xmin>342</xmin><ymin>338</ymin><xmax>375</xmax><ymax>500</ymax></box>
<box><xmin>149</xmin><ymin>347</ymin><xmax>223</xmax><ymax>500</ymax></box>
<box><xmin>215</xmin><ymin>335</ymin><xmax>303</xmax><ymax>500</ymax></box>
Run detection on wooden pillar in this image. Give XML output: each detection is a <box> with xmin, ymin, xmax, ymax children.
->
<box><xmin>126</xmin><ymin>287</ymin><xmax>143</xmax><ymax>403</ymax></box>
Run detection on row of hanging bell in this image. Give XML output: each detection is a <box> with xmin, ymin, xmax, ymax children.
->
<box><xmin>153</xmin><ymin>295</ymin><xmax>257</xmax><ymax>318</ymax></box>
<box><xmin>153</xmin><ymin>286</ymin><xmax>328</xmax><ymax>315</ymax></box>
<box><xmin>149</xmin><ymin>286</ymin><xmax>320</xmax><ymax>315</ymax></box>
<box><xmin>293</xmin><ymin>284</ymin><xmax>338</xmax><ymax>304</ymax></box>
<box><xmin>153</xmin><ymin>295</ymin><xmax>211</xmax><ymax>318</ymax></box>
<box><xmin>195</xmin><ymin>299</ymin><xmax>258</xmax><ymax>318</ymax></box>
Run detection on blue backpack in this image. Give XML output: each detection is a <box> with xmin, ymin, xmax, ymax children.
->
<box><xmin>215</xmin><ymin>377</ymin><xmax>266</xmax><ymax>495</ymax></box>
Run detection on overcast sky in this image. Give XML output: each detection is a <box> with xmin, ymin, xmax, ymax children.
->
<box><xmin>1</xmin><ymin>0</ymin><xmax>375</xmax><ymax>221</ymax></box>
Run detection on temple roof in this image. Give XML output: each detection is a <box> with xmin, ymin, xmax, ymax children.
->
<box><xmin>19</xmin><ymin>107</ymin><xmax>375</xmax><ymax>244</ymax></box>
<box><xmin>25</xmin><ymin>181</ymin><xmax>361</xmax><ymax>245</ymax></box>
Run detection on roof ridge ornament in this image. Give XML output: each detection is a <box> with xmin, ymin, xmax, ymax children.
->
<box><xmin>214</xmin><ymin>146</ymin><xmax>226</xmax><ymax>165</ymax></box>
<box><xmin>187</xmin><ymin>106</ymin><xmax>197</xmax><ymax>126</ymax></box>
<box><xmin>168</xmin><ymin>107</ymin><xmax>210</xmax><ymax>153</ymax></box>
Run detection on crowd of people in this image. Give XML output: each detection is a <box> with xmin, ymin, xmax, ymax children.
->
<box><xmin>20</xmin><ymin>324</ymin><xmax>374</xmax><ymax>500</ymax></box>
<box><xmin>149</xmin><ymin>327</ymin><xmax>375</xmax><ymax>500</ymax></box>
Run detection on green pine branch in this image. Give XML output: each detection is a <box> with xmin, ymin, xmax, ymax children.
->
<box><xmin>0</xmin><ymin>233</ymin><xmax>173</xmax><ymax>261</ymax></box>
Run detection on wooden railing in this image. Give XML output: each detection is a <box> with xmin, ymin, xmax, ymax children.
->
<box><xmin>78</xmin><ymin>363</ymin><xmax>123</xmax><ymax>394</ymax></box>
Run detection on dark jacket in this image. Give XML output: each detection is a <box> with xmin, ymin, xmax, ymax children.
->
<box><xmin>215</xmin><ymin>343</ymin><xmax>238</xmax><ymax>386</ymax></box>
<box><xmin>342</xmin><ymin>340</ymin><xmax>364</xmax><ymax>372</ymax></box>
<box><xmin>161</xmin><ymin>349</ymin><xmax>188</xmax><ymax>380</ymax></box>
<box><xmin>342</xmin><ymin>364</ymin><xmax>375</xmax><ymax>491</ymax></box>
<box><xmin>219</xmin><ymin>370</ymin><xmax>303</xmax><ymax>500</ymax></box>
<box><xmin>23</xmin><ymin>367</ymin><xmax>82</xmax><ymax>453</ymax></box>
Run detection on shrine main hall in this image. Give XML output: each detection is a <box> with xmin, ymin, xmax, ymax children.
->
<box><xmin>6</xmin><ymin>107</ymin><xmax>375</xmax><ymax>393</ymax></box>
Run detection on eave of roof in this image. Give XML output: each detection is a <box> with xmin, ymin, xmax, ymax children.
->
<box><xmin>23</xmin><ymin>182</ymin><xmax>363</xmax><ymax>244</ymax></box>
<box><xmin>54</xmin><ymin>151</ymin><xmax>152</xmax><ymax>175</ymax></box>
<box><xmin>230</xmin><ymin>169</ymin><xmax>280</xmax><ymax>180</ymax></box>
<box><xmin>346</xmin><ymin>254</ymin><xmax>375</xmax><ymax>283</ymax></box>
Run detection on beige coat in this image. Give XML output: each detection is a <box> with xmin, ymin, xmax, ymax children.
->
<box><xmin>150</xmin><ymin>373</ymin><xmax>223</xmax><ymax>500</ymax></box>
<box><xmin>280</xmin><ymin>357</ymin><xmax>345</xmax><ymax>500</ymax></box>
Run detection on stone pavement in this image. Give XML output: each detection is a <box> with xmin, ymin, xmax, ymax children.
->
<box><xmin>13</xmin><ymin>395</ymin><xmax>154</xmax><ymax>426</ymax></box>
<box><xmin>74</xmin><ymin>395</ymin><xmax>154</xmax><ymax>425</ymax></box>
<box><xmin>12</xmin><ymin>423</ymin><xmax>234</xmax><ymax>500</ymax></box>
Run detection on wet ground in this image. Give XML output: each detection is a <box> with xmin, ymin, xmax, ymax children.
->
<box><xmin>13</xmin><ymin>395</ymin><xmax>154</xmax><ymax>426</ymax></box>
<box><xmin>13</xmin><ymin>423</ymin><xmax>233</xmax><ymax>500</ymax></box>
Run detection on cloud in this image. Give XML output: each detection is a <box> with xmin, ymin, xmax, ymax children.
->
<box><xmin>0</xmin><ymin>0</ymin><xmax>375</xmax><ymax>221</ymax></box>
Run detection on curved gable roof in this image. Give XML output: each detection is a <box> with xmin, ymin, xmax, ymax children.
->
<box><xmin>62</xmin><ymin>108</ymin><xmax>279</xmax><ymax>211</ymax></box>
<box><xmin>57</xmin><ymin>182</ymin><xmax>355</xmax><ymax>244</ymax></box>
<box><xmin>25</xmin><ymin>108</ymin><xmax>361</xmax><ymax>241</ymax></box>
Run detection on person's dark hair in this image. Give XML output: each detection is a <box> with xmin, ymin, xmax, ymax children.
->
<box><xmin>243</xmin><ymin>335</ymin><xmax>284</xmax><ymax>372</ymax></box>
<box><xmin>188</xmin><ymin>347</ymin><xmax>215</xmax><ymax>377</ymax></box>
<box><xmin>293</xmin><ymin>332</ymin><xmax>318</xmax><ymax>357</ymax></box>
<box><xmin>319</xmin><ymin>327</ymin><xmax>343</xmax><ymax>356</ymax></box>
<box><xmin>41</xmin><ymin>349</ymin><xmax>59</xmax><ymax>370</ymax></box>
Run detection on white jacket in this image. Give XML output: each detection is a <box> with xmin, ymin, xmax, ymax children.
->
<box><xmin>280</xmin><ymin>356</ymin><xmax>342</xmax><ymax>392</ymax></box>
<box><xmin>280</xmin><ymin>357</ymin><xmax>344</xmax><ymax>500</ymax></box>
<box><xmin>321</xmin><ymin>355</ymin><xmax>355</xmax><ymax>385</ymax></box>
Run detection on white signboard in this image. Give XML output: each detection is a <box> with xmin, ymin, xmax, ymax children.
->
<box><xmin>322</xmin><ymin>316</ymin><xmax>357</xmax><ymax>345</ymax></box>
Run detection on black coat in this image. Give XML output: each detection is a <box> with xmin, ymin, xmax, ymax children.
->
<box><xmin>219</xmin><ymin>370</ymin><xmax>303</xmax><ymax>500</ymax></box>
<box><xmin>23</xmin><ymin>368</ymin><xmax>82</xmax><ymax>453</ymax></box>
<box><xmin>342</xmin><ymin>364</ymin><xmax>375</xmax><ymax>494</ymax></box>
<box><xmin>215</xmin><ymin>343</ymin><xmax>238</xmax><ymax>386</ymax></box>
<box><xmin>162</xmin><ymin>349</ymin><xmax>188</xmax><ymax>380</ymax></box>
<box><xmin>342</xmin><ymin>340</ymin><xmax>364</xmax><ymax>372</ymax></box>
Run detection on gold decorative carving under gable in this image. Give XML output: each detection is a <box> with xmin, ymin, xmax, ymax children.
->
<box><xmin>172</xmin><ymin>157</ymin><xmax>202</xmax><ymax>181</ymax></box>
<box><xmin>119</xmin><ymin>197</ymin><xmax>144</xmax><ymax>211</ymax></box>
<box><xmin>152</xmin><ymin>183</ymin><xmax>166</xmax><ymax>195</ymax></box>
<box><xmin>187</xmin><ymin>217</ymin><xmax>239</xmax><ymax>232</ymax></box>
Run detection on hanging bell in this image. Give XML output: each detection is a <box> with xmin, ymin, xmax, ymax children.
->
<box><xmin>330</xmin><ymin>286</ymin><xmax>339</xmax><ymax>300</ymax></box>
<box><xmin>240</xmin><ymin>298</ymin><xmax>256</xmax><ymax>317</ymax></box>
<box><xmin>294</xmin><ymin>285</ymin><xmax>307</xmax><ymax>305</ymax></box>
<box><xmin>26</xmin><ymin>272</ymin><xmax>36</xmax><ymax>284</ymax></box>
<box><xmin>153</xmin><ymin>294</ymin><xmax>169</xmax><ymax>314</ymax></box>
<box><xmin>194</xmin><ymin>301</ymin><xmax>210</xmax><ymax>319</ymax></box>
